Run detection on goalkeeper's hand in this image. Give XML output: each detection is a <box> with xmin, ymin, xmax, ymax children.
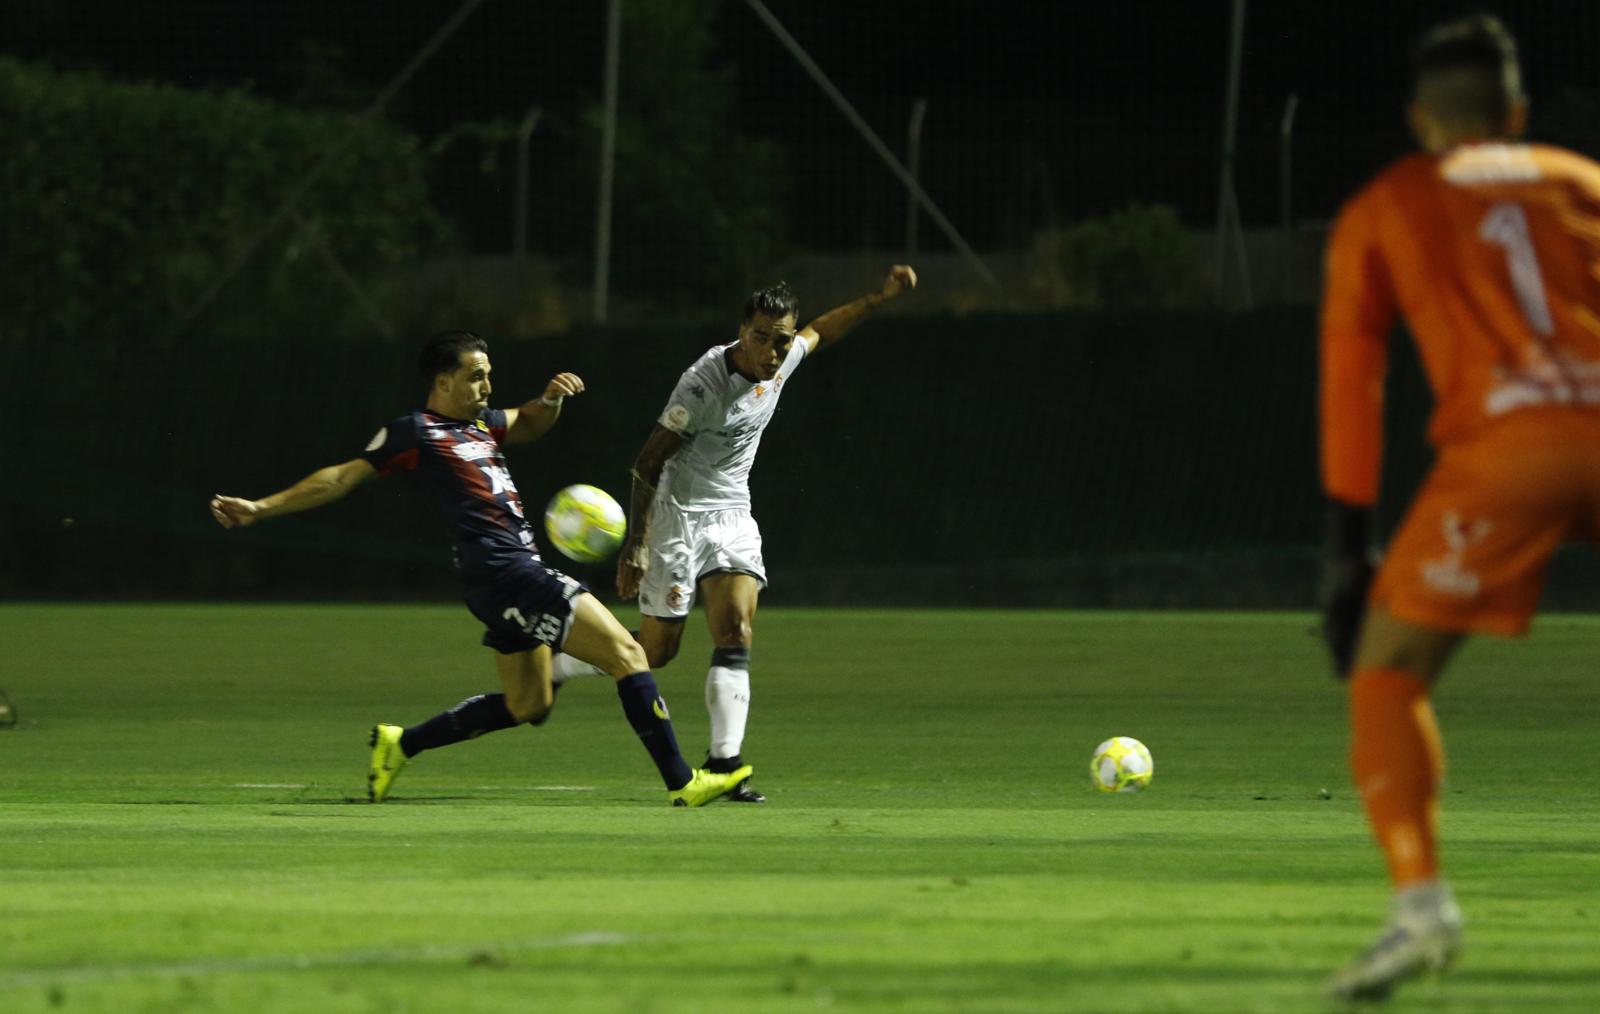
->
<box><xmin>1320</xmin><ymin>499</ymin><xmax>1376</xmax><ymax>680</ymax></box>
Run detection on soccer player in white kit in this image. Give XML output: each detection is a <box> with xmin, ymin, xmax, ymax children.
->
<box><xmin>612</xmin><ymin>266</ymin><xmax>917</xmax><ymax>801</ymax></box>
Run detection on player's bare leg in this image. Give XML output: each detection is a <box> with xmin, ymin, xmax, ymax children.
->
<box><xmin>699</xmin><ymin>571</ymin><xmax>764</xmax><ymax>802</ymax></box>
<box><xmin>637</xmin><ymin>614</ymin><xmax>688</xmax><ymax>670</ymax></box>
<box><xmin>1327</xmin><ymin>607</ymin><xmax>1466</xmax><ymax>1001</ymax></box>
<box><xmin>368</xmin><ymin>651</ymin><xmax>542</xmax><ymax>803</ymax></box>
<box><xmin>1353</xmin><ymin>608</ymin><xmax>1462</xmax><ymax>682</ymax></box>
<box><xmin>561</xmin><ymin>593</ymin><xmax>747</xmax><ymax>805</ymax></box>
<box><xmin>494</xmin><ymin>647</ymin><xmax>557</xmax><ymax>722</ymax></box>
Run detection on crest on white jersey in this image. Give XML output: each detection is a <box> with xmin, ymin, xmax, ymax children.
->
<box><xmin>663</xmin><ymin>404</ymin><xmax>693</xmax><ymax>433</ymax></box>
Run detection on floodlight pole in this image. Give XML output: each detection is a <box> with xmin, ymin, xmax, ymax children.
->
<box><xmin>161</xmin><ymin>0</ymin><xmax>488</xmax><ymax>343</ymax></box>
<box><xmin>906</xmin><ymin>98</ymin><xmax>927</xmax><ymax>254</ymax></box>
<box><xmin>1278</xmin><ymin>93</ymin><xmax>1297</xmax><ymax>233</ymax></box>
<box><xmin>289</xmin><ymin>209</ymin><xmax>396</xmax><ymax>340</ymax></box>
<box><xmin>745</xmin><ymin>0</ymin><xmax>1001</xmax><ymax>294</ymax></box>
<box><xmin>593</xmin><ymin>0</ymin><xmax>622</xmax><ymax>323</ymax></box>
<box><xmin>513</xmin><ymin>105</ymin><xmax>543</xmax><ymax>261</ymax></box>
<box><xmin>1279</xmin><ymin>92</ymin><xmax>1299</xmax><ymax>302</ymax></box>
<box><xmin>1213</xmin><ymin>0</ymin><xmax>1247</xmax><ymax>303</ymax></box>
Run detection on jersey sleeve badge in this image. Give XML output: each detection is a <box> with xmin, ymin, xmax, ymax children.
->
<box><xmin>662</xmin><ymin>403</ymin><xmax>693</xmax><ymax>433</ymax></box>
<box><xmin>361</xmin><ymin>415</ymin><xmax>422</xmax><ymax>475</ymax></box>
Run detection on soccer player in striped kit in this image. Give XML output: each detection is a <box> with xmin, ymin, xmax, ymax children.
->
<box><xmin>210</xmin><ymin>331</ymin><xmax>750</xmax><ymax>807</ymax></box>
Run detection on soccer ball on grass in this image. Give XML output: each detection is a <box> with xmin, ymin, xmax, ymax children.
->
<box><xmin>1090</xmin><ymin>736</ymin><xmax>1154</xmax><ymax>793</ymax></box>
<box><xmin>544</xmin><ymin>484</ymin><xmax>627</xmax><ymax>563</ymax></box>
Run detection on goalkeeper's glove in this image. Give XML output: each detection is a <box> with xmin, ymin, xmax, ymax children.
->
<box><xmin>1320</xmin><ymin>499</ymin><xmax>1375</xmax><ymax>680</ymax></box>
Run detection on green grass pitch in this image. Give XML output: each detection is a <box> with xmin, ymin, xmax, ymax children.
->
<box><xmin>1</xmin><ymin>605</ymin><xmax>1596</xmax><ymax>1012</ymax></box>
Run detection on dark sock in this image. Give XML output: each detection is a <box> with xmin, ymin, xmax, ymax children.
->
<box><xmin>703</xmin><ymin>753</ymin><xmax>744</xmax><ymax>774</ymax></box>
<box><xmin>615</xmin><ymin>672</ymin><xmax>693</xmax><ymax>790</ymax></box>
<box><xmin>399</xmin><ymin>693</ymin><xmax>520</xmax><ymax>757</ymax></box>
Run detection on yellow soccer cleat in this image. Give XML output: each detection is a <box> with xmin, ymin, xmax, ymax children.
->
<box><xmin>367</xmin><ymin>724</ymin><xmax>407</xmax><ymax>803</ymax></box>
<box><xmin>669</xmin><ymin>765</ymin><xmax>754</xmax><ymax>807</ymax></box>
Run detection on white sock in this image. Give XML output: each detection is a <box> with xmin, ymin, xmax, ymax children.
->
<box><xmin>1395</xmin><ymin>880</ymin><xmax>1460</xmax><ymax>928</ymax></box>
<box><xmin>551</xmin><ymin>653</ymin><xmax>605</xmax><ymax>685</ymax></box>
<box><xmin>705</xmin><ymin>662</ymin><xmax>751</xmax><ymax>760</ymax></box>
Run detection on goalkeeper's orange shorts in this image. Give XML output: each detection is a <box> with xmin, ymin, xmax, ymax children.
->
<box><xmin>1372</xmin><ymin>408</ymin><xmax>1600</xmax><ymax>636</ymax></box>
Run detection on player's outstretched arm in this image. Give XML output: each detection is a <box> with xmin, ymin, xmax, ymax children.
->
<box><xmin>615</xmin><ymin>425</ymin><xmax>687</xmax><ymax>600</ymax></box>
<box><xmin>504</xmin><ymin>372</ymin><xmax>585</xmax><ymax>445</ymax></box>
<box><xmin>210</xmin><ymin>459</ymin><xmax>376</xmax><ymax>529</ymax></box>
<box><xmin>798</xmin><ymin>264</ymin><xmax>917</xmax><ymax>354</ymax></box>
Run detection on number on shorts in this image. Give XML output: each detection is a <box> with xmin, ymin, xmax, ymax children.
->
<box><xmin>1479</xmin><ymin>201</ymin><xmax>1554</xmax><ymax>336</ymax></box>
<box><xmin>501</xmin><ymin>605</ymin><xmax>561</xmax><ymax>643</ymax></box>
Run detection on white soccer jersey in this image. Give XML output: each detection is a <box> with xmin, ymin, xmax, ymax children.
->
<box><xmin>655</xmin><ymin>339</ymin><xmax>808</xmax><ymax>511</ymax></box>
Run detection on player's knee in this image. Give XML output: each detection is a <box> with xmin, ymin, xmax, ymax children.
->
<box><xmin>641</xmin><ymin>625</ymin><xmax>684</xmax><ymax>668</ymax></box>
<box><xmin>646</xmin><ymin>643</ymin><xmax>677</xmax><ymax>668</ymax></box>
<box><xmin>711</xmin><ymin>616</ymin><xmax>753</xmax><ymax>648</ymax></box>
<box><xmin>506</xmin><ymin>682</ymin><xmax>555</xmax><ymax>723</ymax></box>
<box><xmin>1355</xmin><ymin>644</ymin><xmax>1447</xmax><ymax>683</ymax></box>
<box><xmin>524</xmin><ymin>701</ymin><xmax>554</xmax><ymax>726</ymax></box>
<box><xmin>606</xmin><ymin>636</ymin><xmax>649</xmax><ymax>677</ymax></box>
<box><xmin>1353</xmin><ymin>613</ymin><xmax>1459</xmax><ymax>682</ymax></box>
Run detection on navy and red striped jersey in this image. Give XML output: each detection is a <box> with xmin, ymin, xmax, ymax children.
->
<box><xmin>360</xmin><ymin>408</ymin><xmax>539</xmax><ymax>582</ymax></box>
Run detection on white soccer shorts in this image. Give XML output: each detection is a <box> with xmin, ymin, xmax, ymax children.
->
<box><xmin>638</xmin><ymin>506</ymin><xmax>767</xmax><ymax>619</ymax></box>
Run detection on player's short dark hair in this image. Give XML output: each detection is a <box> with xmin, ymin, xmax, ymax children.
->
<box><xmin>418</xmin><ymin>330</ymin><xmax>488</xmax><ymax>381</ymax></box>
<box><xmin>742</xmin><ymin>282</ymin><xmax>798</xmax><ymax>324</ymax></box>
<box><xmin>1412</xmin><ymin>13</ymin><xmax>1523</xmax><ymax>131</ymax></box>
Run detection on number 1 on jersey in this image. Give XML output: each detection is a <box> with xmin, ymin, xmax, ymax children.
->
<box><xmin>1479</xmin><ymin>201</ymin><xmax>1555</xmax><ymax>336</ymax></box>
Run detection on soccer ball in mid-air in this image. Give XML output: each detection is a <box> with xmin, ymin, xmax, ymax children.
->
<box><xmin>544</xmin><ymin>484</ymin><xmax>627</xmax><ymax>563</ymax></box>
<box><xmin>1090</xmin><ymin>736</ymin><xmax>1154</xmax><ymax>793</ymax></box>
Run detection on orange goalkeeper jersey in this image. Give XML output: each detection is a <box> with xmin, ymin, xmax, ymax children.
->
<box><xmin>1320</xmin><ymin>142</ymin><xmax>1600</xmax><ymax>505</ymax></box>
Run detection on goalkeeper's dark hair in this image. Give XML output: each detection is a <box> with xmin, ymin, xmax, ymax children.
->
<box><xmin>742</xmin><ymin>282</ymin><xmax>798</xmax><ymax>323</ymax></box>
<box><xmin>418</xmin><ymin>330</ymin><xmax>488</xmax><ymax>381</ymax></box>
<box><xmin>1412</xmin><ymin>13</ymin><xmax>1523</xmax><ymax>132</ymax></box>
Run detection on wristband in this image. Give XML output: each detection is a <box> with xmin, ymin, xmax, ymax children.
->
<box><xmin>539</xmin><ymin>394</ymin><xmax>564</xmax><ymax>407</ymax></box>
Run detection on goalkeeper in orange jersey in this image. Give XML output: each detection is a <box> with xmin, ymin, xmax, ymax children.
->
<box><xmin>1319</xmin><ymin>12</ymin><xmax>1600</xmax><ymax>1002</ymax></box>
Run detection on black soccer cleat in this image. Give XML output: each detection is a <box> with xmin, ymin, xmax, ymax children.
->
<box><xmin>725</xmin><ymin>777</ymin><xmax>767</xmax><ymax>803</ymax></box>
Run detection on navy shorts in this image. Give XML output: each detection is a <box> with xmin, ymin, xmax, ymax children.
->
<box><xmin>462</xmin><ymin>559</ymin><xmax>586</xmax><ymax>655</ymax></box>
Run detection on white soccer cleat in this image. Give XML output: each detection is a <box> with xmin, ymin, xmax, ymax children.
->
<box><xmin>1325</xmin><ymin>886</ymin><xmax>1463</xmax><ymax>1002</ymax></box>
